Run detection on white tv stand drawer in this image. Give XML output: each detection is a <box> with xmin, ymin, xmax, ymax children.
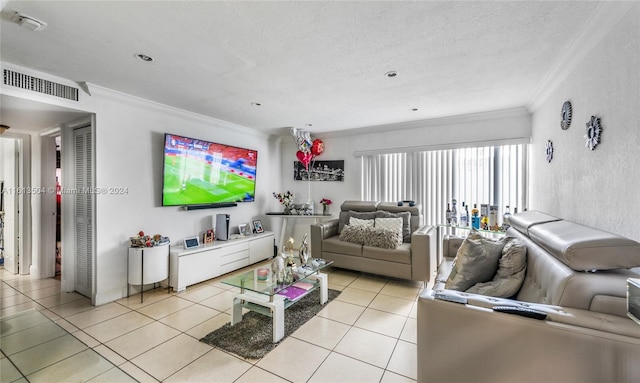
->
<box><xmin>169</xmin><ymin>231</ymin><xmax>274</xmax><ymax>292</ymax></box>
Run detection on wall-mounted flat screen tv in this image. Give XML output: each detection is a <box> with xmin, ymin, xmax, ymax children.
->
<box><xmin>162</xmin><ymin>133</ymin><xmax>257</xmax><ymax>206</ymax></box>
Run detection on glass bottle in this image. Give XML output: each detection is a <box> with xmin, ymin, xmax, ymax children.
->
<box><xmin>451</xmin><ymin>199</ymin><xmax>458</xmax><ymax>226</ymax></box>
<box><xmin>471</xmin><ymin>203</ymin><xmax>480</xmax><ymax>229</ymax></box>
<box><xmin>446</xmin><ymin>203</ymin><xmax>452</xmax><ymax>225</ymax></box>
<box><xmin>460</xmin><ymin>202</ymin><xmax>469</xmax><ymax>227</ymax></box>
<box><xmin>503</xmin><ymin>205</ymin><xmax>511</xmax><ymax>230</ymax></box>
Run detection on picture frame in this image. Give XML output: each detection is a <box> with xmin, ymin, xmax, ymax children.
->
<box><xmin>252</xmin><ymin>220</ymin><xmax>264</xmax><ymax>234</ymax></box>
<box><xmin>238</xmin><ymin>224</ymin><xmax>248</xmax><ymax>236</ymax></box>
<box><xmin>184</xmin><ymin>236</ymin><xmax>200</xmax><ymax>249</ymax></box>
<box><xmin>293</xmin><ymin>160</ymin><xmax>344</xmax><ymax>181</ymax></box>
<box><xmin>203</xmin><ymin>229</ymin><xmax>214</xmax><ymax>244</ymax></box>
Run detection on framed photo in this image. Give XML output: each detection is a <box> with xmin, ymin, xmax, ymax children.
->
<box><xmin>202</xmin><ymin>229</ymin><xmax>214</xmax><ymax>244</ymax></box>
<box><xmin>184</xmin><ymin>236</ymin><xmax>200</xmax><ymax>249</ymax></box>
<box><xmin>252</xmin><ymin>220</ymin><xmax>264</xmax><ymax>234</ymax></box>
<box><xmin>294</xmin><ymin>160</ymin><xmax>344</xmax><ymax>181</ymax></box>
<box><xmin>238</xmin><ymin>224</ymin><xmax>248</xmax><ymax>236</ymax></box>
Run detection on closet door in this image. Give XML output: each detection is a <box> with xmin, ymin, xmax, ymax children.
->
<box><xmin>1</xmin><ymin>138</ymin><xmax>19</xmax><ymax>275</ymax></box>
<box><xmin>73</xmin><ymin>126</ymin><xmax>93</xmax><ymax>297</ymax></box>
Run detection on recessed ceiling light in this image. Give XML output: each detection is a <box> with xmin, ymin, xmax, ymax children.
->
<box><xmin>136</xmin><ymin>53</ymin><xmax>153</xmax><ymax>62</ymax></box>
<box><xmin>385</xmin><ymin>71</ymin><xmax>398</xmax><ymax>78</ymax></box>
<box><xmin>251</xmin><ymin>102</ymin><xmax>262</xmax><ymax>106</ymax></box>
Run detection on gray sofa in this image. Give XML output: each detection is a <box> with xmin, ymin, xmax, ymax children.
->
<box><xmin>418</xmin><ymin>210</ymin><xmax>640</xmax><ymax>383</ymax></box>
<box><xmin>310</xmin><ymin>200</ymin><xmax>437</xmax><ymax>282</ymax></box>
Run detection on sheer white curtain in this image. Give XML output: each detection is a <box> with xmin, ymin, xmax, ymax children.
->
<box><xmin>360</xmin><ymin>144</ymin><xmax>528</xmax><ymax>226</ymax></box>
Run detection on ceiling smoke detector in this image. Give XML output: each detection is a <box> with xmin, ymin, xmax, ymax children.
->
<box><xmin>11</xmin><ymin>12</ymin><xmax>47</xmax><ymax>32</ymax></box>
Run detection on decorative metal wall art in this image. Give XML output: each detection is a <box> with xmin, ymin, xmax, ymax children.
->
<box><xmin>561</xmin><ymin>101</ymin><xmax>572</xmax><ymax>130</ymax></box>
<box><xmin>545</xmin><ymin>140</ymin><xmax>553</xmax><ymax>163</ymax></box>
<box><xmin>584</xmin><ymin>116</ymin><xmax>602</xmax><ymax>150</ymax></box>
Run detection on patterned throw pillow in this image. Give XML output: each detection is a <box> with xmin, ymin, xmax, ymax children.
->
<box><xmin>444</xmin><ymin>230</ymin><xmax>506</xmax><ymax>291</ymax></box>
<box><xmin>349</xmin><ymin>216</ymin><xmax>375</xmax><ymax>227</ymax></box>
<box><xmin>339</xmin><ymin>224</ymin><xmax>368</xmax><ymax>244</ymax></box>
<box><xmin>363</xmin><ymin>227</ymin><xmax>402</xmax><ymax>249</ymax></box>
<box><xmin>339</xmin><ymin>210</ymin><xmax>378</xmax><ymax>232</ymax></box>
<box><xmin>376</xmin><ymin>210</ymin><xmax>412</xmax><ymax>243</ymax></box>
<box><xmin>374</xmin><ymin>217</ymin><xmax>403</xmax><ymax>247</ymax></box>
<box><xmin>466</xmin><ymin>237</ymin><xmax>527</xmax><ymax>298</ymax></box>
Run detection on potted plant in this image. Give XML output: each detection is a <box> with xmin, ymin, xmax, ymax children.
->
<box><xmin>319</xmin><ymin>198</ymin><xmax>332</xmax><ymax>215</ymax></box>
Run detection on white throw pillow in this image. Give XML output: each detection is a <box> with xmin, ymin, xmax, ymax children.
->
<box><xmin>349</xmin><ymin>216</ymin><xmax>374</xmax><ymax>227</ymax></box>
<box><xmin>375</xmin><ymin>217</ymin><xmax>403</xmax><ymax>232</ymax></box>
<box><xmin>374</xmin><ymin>217</ymin><xmax>403</xmax><ymax>246</ymax></box>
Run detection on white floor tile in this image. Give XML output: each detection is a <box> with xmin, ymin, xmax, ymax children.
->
<box><xmin>291</xmin><ymin>316</ymin><xmax>350</xmax><ymax>350</ymax></box>
<box><xmin>387</xmin><ymin>340</ymin><xmax>417</xmax><ymax>380</ymax></box>
<box><xmin>256</xmin><ymin>337</ymin><xmax>330</xmax><ymax>383</ymax></box>
<box><xmin>130</xmin><ymin>334</ymin><xmax>211</xmax><ymax>381</ymax></box>
<box><xmin>308</xmin><ymin>352</ymin><xmax>384</xmax><ymax>383</ymax></box>
<box><xmin>334</xmin><ymin>327</ymin><xmax>397</xmax><ymax>368</ymax></box>
<box><xmin>354</xmin><ymin>308</ymin><xmax>407</xmax><ymax>338</ymax></box>
<box><xmin>164</xmin><ymin>348</ymin><xmax>251</xmax><ymax>382</ymax></box>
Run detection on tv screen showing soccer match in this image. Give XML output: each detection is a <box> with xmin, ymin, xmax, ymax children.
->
<box><xmin>162</xmin><ymin>133</ymin><xmax>257</xmax><ymax>206</ymax></box>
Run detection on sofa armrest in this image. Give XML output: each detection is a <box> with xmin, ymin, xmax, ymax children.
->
<box><xmin>311</xmin><ymin>219</ymin><xmax>339</xmax><ymax>257</ymax></box>
<box><xmin>417</xmin><ymin>289</ymin><xmax>640</xmax><ymax>383</ymax></box>
<box><xmin>442</xmin><ymin>234</ymin><xmax>465</xmax><ymax>258</ymax></box>
<box><xmin>410</xmin><ymin>225</ymin><xmax>437</xmax><ymax>282</ymax></box>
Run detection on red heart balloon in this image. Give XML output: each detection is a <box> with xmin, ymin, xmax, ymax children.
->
<box><xmin>311</xmin><ymin>139</ymin><xmax>324</xmax><ymax>156</ymax></box>
<box><xmin>296</xmin><ymin>150</ymin><xmax>313</xmax><ymax>169</ymax></box>
<box><xmin>296</xmin><ymin>150</ymin><xmax>306</xmax><ymax>163</ymax></box>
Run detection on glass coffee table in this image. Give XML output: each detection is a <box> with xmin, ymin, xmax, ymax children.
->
<box><xmin>222</xmin><ymin>259</ymin><xmax>333</xmax><ymax>343</ymax></box>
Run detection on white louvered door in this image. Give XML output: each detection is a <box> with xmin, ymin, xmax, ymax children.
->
<box><xmin>73</xmin><ymin>126</ymin><xmax>93</xmax><ymax>298</ymax></box>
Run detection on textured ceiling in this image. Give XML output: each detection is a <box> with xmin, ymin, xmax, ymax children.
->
<box><xmin>0</xmin><ymin>1</ymin><xmax>602</xmax><ymax>134</ymax></box>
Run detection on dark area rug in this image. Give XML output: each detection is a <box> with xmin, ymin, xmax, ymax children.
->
<box><xmin>200</xmin><ymin>288</ymin><xmax>340</xmax><ymax>359</ymax></box>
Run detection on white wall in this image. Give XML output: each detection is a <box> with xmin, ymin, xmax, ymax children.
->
<box><xmin>90</xmin><ymin>86</ymin><xmax>281</xmax><ymax>304</ymax></box>
<box><xmin>529</xmin><ymin>3</ymin><xmax>640</xmax><ymax>241</ymax></box>
<box><xmin>279</xmin><ymin>108</ymin><xmax>531</xmax><ymax>242</ymax></box>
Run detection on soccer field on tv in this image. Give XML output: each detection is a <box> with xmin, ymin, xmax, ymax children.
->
<box><xmin>162</xmin><ymin>155</ymin><xmax>255</xmax><ymax>206</ymax></box>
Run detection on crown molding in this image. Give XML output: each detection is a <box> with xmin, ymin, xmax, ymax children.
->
<box><xmin>316</xmin><ymin>107</ymin><xmax>530</xmax><ymax>139</ymax></box>
<box><xmin>527</xmin><ymin>2</ymin><xmax>637</xmax><ymax>112</ymax></box>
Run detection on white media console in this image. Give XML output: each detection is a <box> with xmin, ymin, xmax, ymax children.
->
<box><xmin>169</xmin><ymin>231</ymin><xmax>275</xmax><ymax>292</ymax></box>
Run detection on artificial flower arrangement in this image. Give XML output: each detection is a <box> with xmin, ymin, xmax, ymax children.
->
<box><xmin>273</xmin><ymin>191</ymin><xmax>295</xmax><ymax>208</ymax></box>
<box><xmin>319</xmin><ymin>198</ymin><xmax>332</xmax><ymax>207</ymax></box>
<box><xmin>129</xmin><ymin>230</ymin><xmax>170</xmax><ymax>248</ymax></box>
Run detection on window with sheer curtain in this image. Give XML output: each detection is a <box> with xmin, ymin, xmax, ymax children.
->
<box><xmin>360</xmin><ymin>144</ymin><xmax>528</xmax><ymax>226</ymax></box>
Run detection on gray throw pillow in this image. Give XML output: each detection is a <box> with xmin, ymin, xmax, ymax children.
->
<box><xmin>466</xmin><ymin>237</ymin><xmax>527</xmax><ymax>298</ymax></box>
<box><xmin>377</xmin><ymin>210</ymin><xmax>412</xmax><ymax>243</ymax></box>
<box><xmin>339</xmin><ymin>224</ymin><xmax>368</xmax><ymax>244</ymax></box>
<box><xmin>445</xmin><ymin>230</ymin><xmax>506</xmax><ymax>291</ymax></box>
<box><xmin>363</xmin><ymin>226</ymin><xmax>402</xmax><ymax>249</ymax></box>
<box><xmin>339</xmin><ymin>210</ymin><xmax>378</xmax><ymax>232</ymax></box>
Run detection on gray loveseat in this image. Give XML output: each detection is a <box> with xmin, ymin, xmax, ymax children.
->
<box><xmin>310</xmin><ymin>200</ymin><xmax>437</xmax><ymax>282</ymax></box>
<box><xmin>418</xmin><ymin>210</ymin><xmax>640</xmax><ymax>383</ymax></box>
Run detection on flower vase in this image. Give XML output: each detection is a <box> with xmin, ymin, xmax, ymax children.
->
<box><xmin>323</xmin><ymin>204</ymin><xmax>330</xmax><ymax>215</ymax></box>
<box><xmin>283</xmin><ymin>206</ymin><xmax>291</xmax><ymax>215</ymax></box>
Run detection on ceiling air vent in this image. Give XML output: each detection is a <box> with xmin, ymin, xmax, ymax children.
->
<box><xmin>3</xmin><ymin>69</ymin><xmax>79</xmax><ymax>101</ymax></box>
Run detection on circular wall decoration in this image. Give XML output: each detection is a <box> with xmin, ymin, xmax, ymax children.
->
<box><xmin>584</xmin><ymin>116</ymin><xmax>602</xmax><ymax>150</ymax></box>
<box><xmin>545</xmin><ymin>140</ymin><xmax>553</xmax><ymax>163</ymax></box>
<box><xmin>561</xmin><ymin>101</ymin><xmax>572</xmax><ymax>130</ymax></box>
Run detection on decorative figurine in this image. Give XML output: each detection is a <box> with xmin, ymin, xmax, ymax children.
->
<box><xmin>271</xmin><ymin>253</ymin><xmax>285</xmax><ymax>283</ymax></box>
<box><xmin>298</xmin><ymin>233</ymin><xmax>310</xmax><ymax>266</ymax></box>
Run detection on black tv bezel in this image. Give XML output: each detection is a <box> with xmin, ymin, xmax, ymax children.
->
<box><xmin>161</xmin><ymin>132</ymin><xmax>258</xmax><ymax>207</ymax></box>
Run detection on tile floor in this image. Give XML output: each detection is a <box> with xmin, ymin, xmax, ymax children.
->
<box><xmin>1</xmin><ymin>263</ymin><xmax>423</xmax><ymax>382</ymax></box>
